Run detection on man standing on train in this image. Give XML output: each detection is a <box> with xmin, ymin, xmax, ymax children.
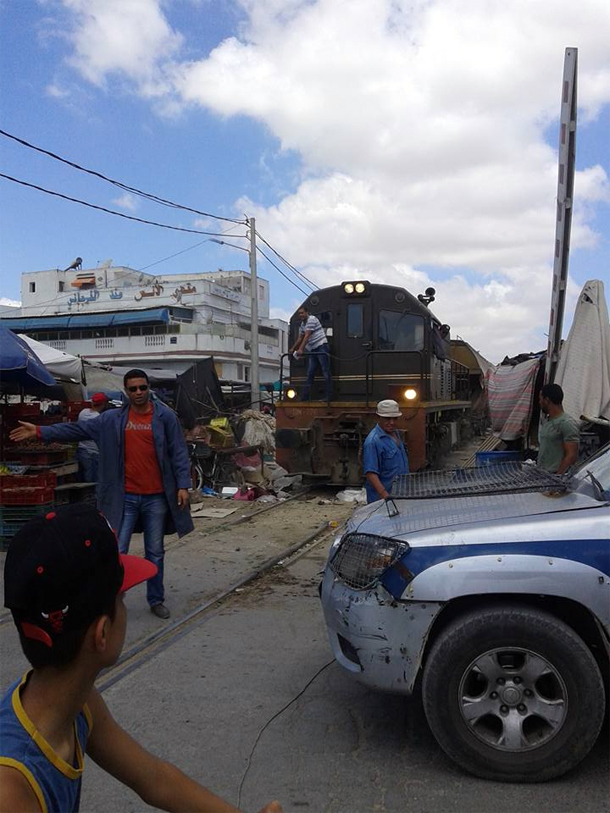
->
<box><xmin>363</xmin><ymin>400</ymin><xmax>409</xmax><ymax>502</ymax></box>
<box><xmin>289</xmin><ymin>305</ymin><xmax>332</xmax><ymax>402</ymax></box>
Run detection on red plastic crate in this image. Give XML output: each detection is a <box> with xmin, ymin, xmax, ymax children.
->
<box><xmin>0</xmin><ymin>488</ymin><xmax>56</xmax><ymax>505</ymax></box>
<box><xmin>1</xmin><ymin>403</ymin><xmax>41</xmax><ymax>418</ymax></box>
<box><xmin>5</xmin><ymin>449</ymin><xmax>68</xmax><ymax>465</ymax></box>
<box><xmin>0</xmin><ymin>472</ymin><xmax>58</xmax><ymax>489</ymax></box>
<box><xmin>66</xmin><ymin>401</ymin><xmax>91</xmax><ymax>420</ymax></box>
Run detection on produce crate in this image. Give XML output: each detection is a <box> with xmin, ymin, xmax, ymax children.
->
<box><xmin>0</xmin><ymin>472</ymin><xmax>58</xmax><ymax>489</ymax></box>
<box><xmin>0</xmin><ymin>503</ymin><xmax>54</xmax><ymax>521</ymax></box>
<box><xmin>0</xmin><ymin>487</ymin><xmax>56</xmax><ymax>505</ymax></box>
<box><xmin>66</xmin><ymin>401</ymin><xmax>91</xmax><ymax>420</ymax></box>
<box><xmin>5</xmin><ymin>448</ymin><xmax>69</xmax><ymax>466</ymax></box>
<box><xmin>0</xmin><ymin>501</ymin><xmax>54</xmax><ymax>544</ymax></box>
<box><xmin>1</xmin><ymin>403</ymin><xmax>41</xmax><ymax>418</ymax></box>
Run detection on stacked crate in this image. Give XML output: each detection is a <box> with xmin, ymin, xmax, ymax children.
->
<box><xmin>0</xmin><ymin>472</ymin><xmax>58</xmax><ymax>549</ymax></box>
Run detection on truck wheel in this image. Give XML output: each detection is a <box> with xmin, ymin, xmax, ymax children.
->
<box><xmin>422</xmin><ymin>605</ymin><xmax>605</xmax><ymax>782</ymax></box>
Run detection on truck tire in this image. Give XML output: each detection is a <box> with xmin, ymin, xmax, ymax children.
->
<box><xmin>422</xmin><ymin>604</ymin><xmax>605</xmax><ymax>782</ymax></box>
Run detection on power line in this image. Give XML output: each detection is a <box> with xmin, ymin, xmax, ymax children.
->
<box><xmin>138</xmin><ymin>227</ymin><xmax>247</xmax><ymax>272</ymax></box>
<box><xmin>256</xmin><ymin>246</ymin><xmax>309</xmax><ymax>296</ymax></box>
<box><xmin>0</xmin><ymin>173</ymin><xmax>237</xmax><ymax>238</ymax></box>
<box><xmin>0</xmin><ymin>129</ymin><xmax>245</xmax><ymax>225</ymax></box>
<box><xmin>255</xmin><ymin>230</ymin><xmax>316</xmax><ymax>290</ymax></box>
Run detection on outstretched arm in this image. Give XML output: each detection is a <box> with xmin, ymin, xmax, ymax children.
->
<box><xmin>10</xmin><ymin>419</ymin><xmax>100</xmax><ymax>444</ymax></box>
<box><xmin>86</xmin><ymin>689</ymin><xmax>282</xmax><ymax>813</ymax></box>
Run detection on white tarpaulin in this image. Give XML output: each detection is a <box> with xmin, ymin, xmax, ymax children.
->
<box><xmin>555</xmin><ymin>279</ymin><xmax>610</xmax><ymax>421</ymax></box>
<box><xmin>19</xmin><ymin>334</ymin><xmax>85</xmax><ymax>398</ymax></box>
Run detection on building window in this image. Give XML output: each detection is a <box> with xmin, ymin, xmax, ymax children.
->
<box><xmin>259</xmin><ymin>284</ymin><xmax>265</xmax><ymax>300</ymax></box>
<box><xmin>244</xmin><ymin>366</ymin><xmax>251</xmax><ymax>382</ymax></box>
<box><xmin>29</xmin><ymin>282</ymin><xmax>36</xmax><ymax>293</ymax></box>
<box><xmin>58</xmin><ymin>281</ymin><xmax>65</xmax><ymax>292</ymax></box>
<box><xmin>170</xmin><ymin>336</ymin><xmax>178</xmax><ymax>344</ymax></box>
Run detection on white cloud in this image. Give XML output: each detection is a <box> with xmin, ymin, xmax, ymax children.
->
<box><xmin>53</xmin><ymin>0</ymin><xmax>610</xmax><ymax>360</ymax></box>
<box><xmin>61</xmin><ymin>0</ymin><xmax>182</xmax><ymax>93</ymax></box>
<box><xmin>112</xmin><ymin>192</ymin><xmax>138</xmax><ymax>212</ymax></box>
<box><xmin>0</xmin><ymin>297</ymin><xmax>21</xmax><ymax>308</ymax></box>
<box><xmin>45</xmin><ymin>83</ymin><xmax>70</xmax><ymax>98</ymax></box>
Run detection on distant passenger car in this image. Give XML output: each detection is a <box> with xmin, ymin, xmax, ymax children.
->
<box><xmin>320</xmin><ymin>447</ymin><xmax>610</xmax><ymax>782</ymax></box>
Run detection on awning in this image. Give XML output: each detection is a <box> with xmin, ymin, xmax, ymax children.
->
<box><xmin>0</xmin><ymin>307</ymin><xmax>171</xmax><ymax>331</ymax></box>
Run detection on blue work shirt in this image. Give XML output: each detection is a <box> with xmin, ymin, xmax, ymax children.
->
<box><xmin>363</xmin><ymin>423</ymin><xmax>409</xmax><ymax>503</ymax></box>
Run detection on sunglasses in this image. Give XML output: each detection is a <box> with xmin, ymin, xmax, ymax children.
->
<box><xmin>127</xmin><ymin>384</ymin><xmax>149</xmax><ymax>393</ymax></box>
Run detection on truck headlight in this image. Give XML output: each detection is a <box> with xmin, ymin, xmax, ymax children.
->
<box><xmin>286</xmin><ymin>388</ymin><xmax>297</xmax><ymax>399</ymax></box>
<box><xmin>330</xmin><ymin>533</ymin><xmax>409</xmax><ymax>590</ymax></box>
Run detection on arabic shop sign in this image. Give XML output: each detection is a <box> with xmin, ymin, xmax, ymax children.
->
<box><xmin>211</xmin><ymin>284</ymin><xmax>241</xmax><ymax>303</ymax></box>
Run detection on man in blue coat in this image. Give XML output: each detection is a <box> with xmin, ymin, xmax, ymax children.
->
<box><xmin>10</xmin><ymin>370</ymin><xmax>193</xmax><ymax>620</ymax></box>
<box><xmin>362</xmin><ymin>399</ymin><xmax>409</xmax><ymax>503</ymax></box>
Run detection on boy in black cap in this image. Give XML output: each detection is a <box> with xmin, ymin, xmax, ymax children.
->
<box><xmin>0</xmin><ymin>504</ymin><xmax>282</xmax><ymax>813</ymax></box>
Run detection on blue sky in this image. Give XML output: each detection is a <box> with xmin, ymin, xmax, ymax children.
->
<box><xmin>1</xmin><ymin>0</ymin><xmax>609</xmax><ymax>362</ymax></box>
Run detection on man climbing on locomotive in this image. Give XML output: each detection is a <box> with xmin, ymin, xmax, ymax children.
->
<box><xmin>289</xmin><ymin>306</ymin><xmax>332</xmax><ymax>402</ymax></box>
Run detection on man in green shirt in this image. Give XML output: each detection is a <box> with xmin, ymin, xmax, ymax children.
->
<box><xmin>538</xmin><ymin>383</ymin><xmax>579</xmax><ymax>474</ymax></box>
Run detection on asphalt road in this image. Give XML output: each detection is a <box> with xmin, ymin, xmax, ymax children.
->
<box><xmin>78</xmin><ymin>537</ymin><xmax>609</xmax><ymax>813</ymax></box>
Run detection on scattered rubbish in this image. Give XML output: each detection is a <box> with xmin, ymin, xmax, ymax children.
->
<box><xmin>336</xmin><ymin>488</ymin><xmax>367</xmax><ymax>503</ymax></box>
<box><xmin>275</xmin><ymin>490</ymin><xmax>290</xmax><ymax>500</ymax></box>
<box><xmin>266</xmin><ymin>463</ymin><xmax>288</xmax><ymax>481</ymax></box>
<box><xmin>328</xmin><ymin>520</ymin><xmax>339</xmax><ymax>528</ymax></box>
<box><xmin>190</xmin><ymin>506</ymin><xmax>239</xmax><ymax>519</ymax></box>
<box><xmin>233</xmin><ymin>487</ymin><xmax>257</xmax><ymax>501</ymax></box>
<box><xmin>317</xmin><ymin>499</ymin><xmax>333</xmax><ymax>505</ymax></box>
<box><xmin>202</xmin><ymin>486</ymin><xmax>219</xmax><ymax>497</ymax></box>
<box><xmin>274</xmin><ymin>474</ymin><xmax>303</xmax><ymax>490</ymax></box>
<box><xmin>221</xmin><ymin>486</ymin><xmax>239</xmax><ymax>498</ymax></box>
<box><xmin>256</xmin><ymin>494</ymin><xmax>278</xmax><ymax>504</ymax></box>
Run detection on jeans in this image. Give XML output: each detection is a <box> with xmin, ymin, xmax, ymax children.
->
<box><xmin>302</xmin><ymin>343</ymin><xmax>332</xmax><ymax>401</ymax></box>
<box><xmin>118</xmin><ymin>493</ymin><xmax>168</xmax><ymax>607</ymax></box>
<box><xmin>76</xmin><ymin>448</ymin><xmax>99</xmax><ymax>483</ymax></box>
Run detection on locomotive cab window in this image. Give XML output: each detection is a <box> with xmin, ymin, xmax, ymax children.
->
<box><xmin>379</xmin><ymin>310</ymin><xmax>424</xmax><ymax>351</ymax></box>
<box><xmin>346</xmin><ymin>303</ymin><xmax>364</xmax><ymax>337</ymax></box>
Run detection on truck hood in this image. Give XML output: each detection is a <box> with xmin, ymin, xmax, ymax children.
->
<box><xmin>347</xmin><ymin>490</ymin><xmax>605</xmax><ymax>543</ymax></box>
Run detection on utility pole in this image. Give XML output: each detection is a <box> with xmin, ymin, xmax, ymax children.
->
<box><xmin>545</xmin><ymin>47</ymin><xmax>578</xmax><ymax>384</ymax></box>
<box><xmin>248</xmin><ymin>217</ymin><xmax>260</xmax><ymax>409</ymax></box>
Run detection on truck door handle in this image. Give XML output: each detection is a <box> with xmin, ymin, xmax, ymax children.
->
<box><xmin>361</xmin><ymin>341</ymin><xmax>372</xmax><ymax>348</ymax></box>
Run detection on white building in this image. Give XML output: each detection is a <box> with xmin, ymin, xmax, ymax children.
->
<box><xmin>1</xmin><ymin>263</ymin><xmax>288</xmax><ymax>385</ymax></box>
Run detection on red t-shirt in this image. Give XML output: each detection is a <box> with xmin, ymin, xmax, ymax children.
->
<box><xmin>124</xmin><ymin>407</ymin><xmax>164</xmax><ymax>494</ymax></box>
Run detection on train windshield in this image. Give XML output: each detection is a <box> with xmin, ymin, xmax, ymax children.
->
<box><xmin>378</xmin><ymin>311</ymin><xmax>424</xmax><ymax>351</ymax></box>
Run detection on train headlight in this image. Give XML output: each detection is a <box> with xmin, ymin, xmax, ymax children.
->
<box><xmin>355</xmin><ymin>282</ymin><xmax>366</xmax><ymax>294</ymax></box>
<box><xmin>343</xmin><ymin>283</ymin><xmax>355</xmax><ymax>294</ymax></box>
<box><xmin>286</xmin><ymin>388</ymin><xmax>297</xmax><ymax>400</ymax></box>
<box><xmin>404</xmin><ymin>388</ymin><xmax>418</xmax><ymax>401</ymax></box>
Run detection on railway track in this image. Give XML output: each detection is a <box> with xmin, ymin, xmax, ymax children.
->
<box><xmin>98</xmin><ymin>515</ymin><xmax>338</xmax><ymax>691</ymax></box>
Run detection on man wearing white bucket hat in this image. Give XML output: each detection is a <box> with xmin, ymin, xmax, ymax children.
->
<box><xmin>363</xmin><ymin>400</ymin><xmax>409</xmax><ymax>503</ymax></box>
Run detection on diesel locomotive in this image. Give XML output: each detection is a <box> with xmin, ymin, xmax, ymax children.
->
<box><xmin>275</xmin><ymin>280</ymin><xmax>485</xmax><ymax>484</ymax></box>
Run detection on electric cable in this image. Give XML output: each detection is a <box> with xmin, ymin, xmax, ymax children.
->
<box><xmin>0</xmin><ymin>173</ymin><xmax>237</xmax><ymax>237</ymax></box>
<box><xmin>255</xmin><ymin>230</ymin><xmax>317</xmax><ymax>289</ymax></box>
<box><xmin>0</xmin><ymin>129</ymin><xmax>245</xmax><ymax>224</ymax></box>
<box><xmin>237</xmin><ymin>658</ymin><xmax>334</xmax><ymax>808</ymax></box>
<box><xmin>256</xmin><ymin>245</ymin><xmax>309</xmax><ymax>296</ymax></box>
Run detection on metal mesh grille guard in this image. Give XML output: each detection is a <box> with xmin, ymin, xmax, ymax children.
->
<box><xmin>391</xmin><ymin>462</ymin><xmax>569</xmax><ymax>499</ymax></box>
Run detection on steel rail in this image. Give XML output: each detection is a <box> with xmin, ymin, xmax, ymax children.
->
<box><xmin>97</xmin><ymin>519</ymin><xmax>334</xmax><ymax>692</ymax></box>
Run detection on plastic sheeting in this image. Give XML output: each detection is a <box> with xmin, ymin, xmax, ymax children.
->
<box><xmin>240</xmin><ymin>410</ymin><xmax>276</xmax><ymax>452</ymax></box>
<box><xmin>555</xmin><ymin>279</ymin><xmax>610</xmax><ymax>421</ymax></box>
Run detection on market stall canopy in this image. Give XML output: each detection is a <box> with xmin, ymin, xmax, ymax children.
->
<box><xmin>18</xmin><ymin>334</ymin><xmax>85</xmax><ymax>387</ymax></box>
<box><xmin>555</xmin><ymin>279</ymin><xmax>610</xmax><ymax>422</ymax></box>
<box><xmin>0</xmin><ymin>327</ymin><xmax>57</xmax><ymax>391</ymax></box>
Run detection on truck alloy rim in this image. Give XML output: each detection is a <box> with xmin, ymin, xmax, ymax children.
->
<box><xmin>458</xmin><ymin>647</ymin><xmax>568</xmax><ymax>751</ymax></box>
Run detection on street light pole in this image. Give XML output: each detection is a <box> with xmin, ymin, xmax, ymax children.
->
<box><xmin>248</xmin><ymin>217</ymin><xmax>260</xmax><ymax>409</ymax></box>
